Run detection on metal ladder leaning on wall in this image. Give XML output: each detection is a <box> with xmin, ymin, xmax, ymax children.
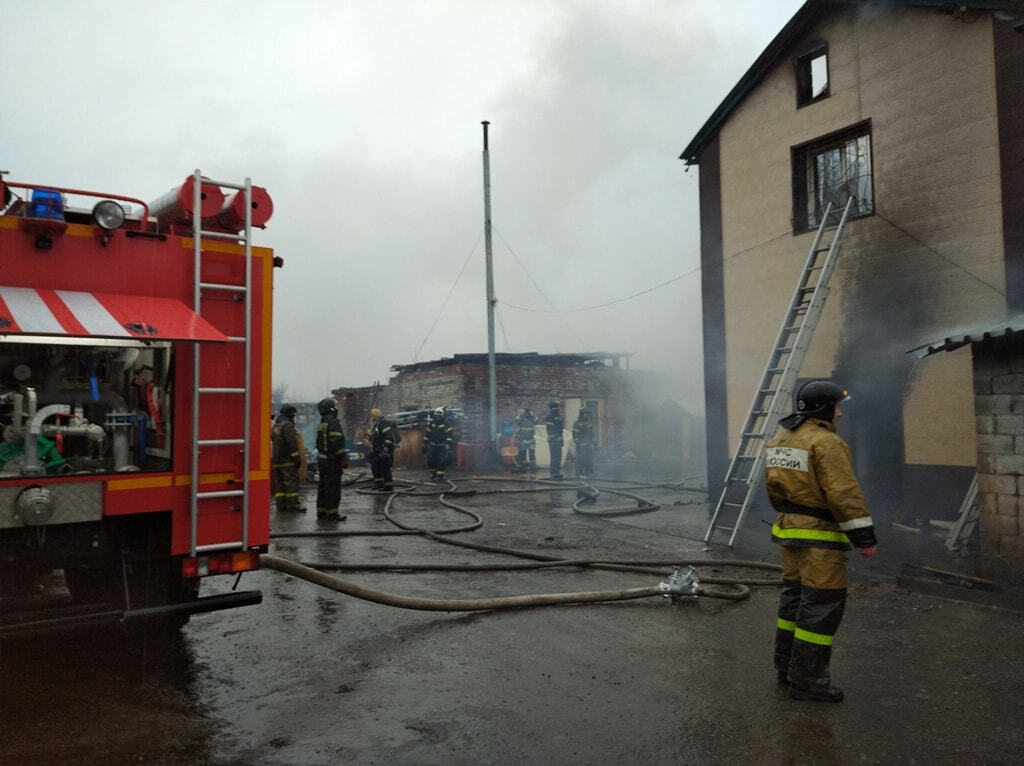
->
<box><xmin>704</xmin><ymin>197</ymin><xmax>855</xmax><ymax>547</ymax></box>
<box><xmin>946</xmin><ymin>473</ymin><xmax>979</xmax><ymax>555</ymax></box>
<box><xmin>190</xmin><ymin>170</ymin><xmax>255</xmax><ymax>558</ymax></box>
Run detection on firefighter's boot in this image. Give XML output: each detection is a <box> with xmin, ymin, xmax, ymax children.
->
<box><xmin>787</xmin><ymin>640</ymin><xmax>843</xmax><ymax>702</ymax></box>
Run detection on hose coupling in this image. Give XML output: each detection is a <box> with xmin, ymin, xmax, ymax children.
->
<box><xmin>660</xmin><ymin>566</ymin><xmax>700</xmax><ymax>601</ymax></box>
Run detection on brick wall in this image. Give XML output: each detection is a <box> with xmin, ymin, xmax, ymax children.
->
<box><xmin>973</xmin><ymin>337</ymin><xmax>1024</xmax><ymax>584</ymax></box>
<box><xmin>333</xmin><ymin>356</ymin><xmax>701</xmax><ymax>474</ymax></box>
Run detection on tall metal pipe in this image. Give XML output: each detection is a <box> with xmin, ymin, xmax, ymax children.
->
<box><xmin>482</xmin><ymin>121</ymin><xmax>497</xmax><ymax>461</ymax></box>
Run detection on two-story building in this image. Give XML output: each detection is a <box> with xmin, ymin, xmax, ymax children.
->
<box><xmin>681</xmin><ymin>0</ymin><xmax>1024</xmax><ymax>577</ymax></box>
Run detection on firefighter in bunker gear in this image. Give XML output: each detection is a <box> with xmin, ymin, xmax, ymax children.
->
<box><xmin>514</xmin><ymin>407</ymin><xmax>538</xmax><ymax>472</ymax></box>
<box><xmin>545</xmin><ymin>401</ymin><xmax>564</xmax><ymax>480</ymax></box>
<box><xmin>423</xmin><ymin>407</ymin><xmax>453</xmax><ymax>481</ymax></box>
<box><xmin>765</xmin><ymin>379</ymin><xmax>877</xmax><ymax>703</ymax></box>
<box><xmin>316</xmin><ymin>397</ymin><xmax>347</xmax><ymax>520</ymax></box>
<box><xmin>367</xmin><ymin>408</ymin><xmax>400</xmax><ymax>491</ymax></box>
<box><xmin>572</xmin><ymin>407</ymin><xmax>595</xmax><ymax>478</ymax></box>
<box><xmin>271</xmin><ymin>404</ymin><xmax>304</xmax><ymax>512</ymax></box>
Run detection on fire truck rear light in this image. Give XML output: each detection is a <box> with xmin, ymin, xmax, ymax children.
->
<box><xmin>182</xmin><ymin>551</ymin><xmax>260</xmax><ymax>578</ymax></box>
<box><xmin>92</xmin><ymin>199</ymin><xmax>126</xmax><ymax>231</ymax></box>
<box><xmin>232</xmin><ymin>551</ymin><xmax>260</xmax><ymax>572</ymax></box>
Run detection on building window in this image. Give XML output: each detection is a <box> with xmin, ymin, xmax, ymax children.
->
<box><xmin>792</xmin><ymin>121</ymin><xmax>874</xmax><ymax>233</ymax></box>
<box><xmin>796</xmin><ymin>44</ymin><xmax>829</xmax><ymax>106</ymax></box>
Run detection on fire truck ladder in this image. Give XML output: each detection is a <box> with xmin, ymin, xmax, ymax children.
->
<box><xmin>704</xmin><ymin>197</ymin><xmax>855</xmax><ymax>547</ymax></box>
<box><xmin>189</xmin><ymin>170</ymin><xmax>256</xmax><ymax>557</ymax></box>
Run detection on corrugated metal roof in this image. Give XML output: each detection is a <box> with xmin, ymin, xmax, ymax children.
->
<box><xmin>391</xmin><ymin>352</ymin><xmax>633</xmax><ymax>373</ymax></box>
<box><xmin>908</xmin><ymin>315</ymin><xmax>1024</xmax><ymax>357</ymax></box>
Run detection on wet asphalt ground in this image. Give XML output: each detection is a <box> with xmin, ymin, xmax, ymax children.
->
<box><xmin>2</xmin><ymin>466</ymin><xmax>1023</xmax><ymax>765</ymax></box>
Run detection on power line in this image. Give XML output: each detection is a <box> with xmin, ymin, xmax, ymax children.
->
<box><xmin>412</xmin><ymin>228</ymin><xmax>483</xmax><ymax>361</ymax></box>
<box><xmin>492</xmin><ymin>226</ymin><xmax>586</xmax><ymax>347</ymax></box>
<box><xmin>874</xmin><ymin>209</ymin><xmax>1005</xmax><ymax>298</ymax></box>
<box><xmin>495</xmin><ymin>304</ymin><xmax>511</xmax><ymax>351</ymax></box>
<box><xmin>498</xmin><ymin>228</ymin><xmax>798</xmax><ymax>314</ymax></box>
<box><xmin>502</xmin><ymin>269</ymin><xmax>692</xmax><ymax>314</ymax></box>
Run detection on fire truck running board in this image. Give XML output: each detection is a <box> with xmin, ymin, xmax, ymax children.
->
<box><xmin>705</xmin><ymin>198</ymin><xmax>855</xmax><ymax>547</ymax></box>
<box><xmin>0</xmin><ymin>591</ymin><xmax>262</xmax><ymax>637</ymax></box>
<box><xmin>189</xmin><ymin>170</ymin><xmax>257</xmax><ymax>558</ymax></box>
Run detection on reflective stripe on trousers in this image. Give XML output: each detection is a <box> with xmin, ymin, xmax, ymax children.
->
<box><xmin>774</xmin><ymin>546</ymin><xmax>848</xmax><ymax>687</ymax></box>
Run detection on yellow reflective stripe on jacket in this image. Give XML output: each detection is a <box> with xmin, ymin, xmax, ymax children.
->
<box><xmin>777</xmin><ymin>618</ymin><xmax>795</xmax><ymax>632</ymax></box>
<box><xmin>771</xmin><ymin>523</ymin><xmax>849</xmax><ymax>544</ymax></box>
<box><xmin>794</xmin><ymin>626</ymin><xmax>835</xmax><ymax>646</ymax></box>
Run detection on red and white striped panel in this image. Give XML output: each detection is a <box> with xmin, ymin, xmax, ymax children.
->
<box><xmin>0</xmin><ymin>286</ymin><xmax>227</xmax><ymax>342</ymax></box>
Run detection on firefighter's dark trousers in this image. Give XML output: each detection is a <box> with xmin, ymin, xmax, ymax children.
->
<box><xmin>317</xmin><ymin>458</ymin><xmax>343</xmax><ymax>515</ymax></box>
<box><xmin>516</xmin><ymin>441</ymin><xmax>536</xmax><ymax>472</ymax></box>
<box><xmin>272</xmin><ymin>462</ymin><xmax>301</xmax><ymax>512</ymax></box>
<box><xmin>549</xmin><ymin>439</ymin><xmax>563</xmax><ymax>478</ymax></box>
<box><xmin>370</xmin><ymin>450</ymin><xmax>394</xmax><ymax>490</ymax></box>
<box><xmin>775</xmin><ymin>545</ymin><xmax>848</xmax><ymax>689</ymax></box>
<box><xmin>575</xmin><ymin>443</ymin><xmax>593</xmax><ymax>477</ymax></box>
<box><xmin>427</xmin><ymin>444</ymin><xmax>449</xmax><ymax>480</ymax></box>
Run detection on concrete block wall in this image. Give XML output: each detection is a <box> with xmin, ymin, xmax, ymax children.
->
<box><xmin>973</xmin><ymin>339</ymin><xmax>1024</xmax><ymax>584</ymax></box>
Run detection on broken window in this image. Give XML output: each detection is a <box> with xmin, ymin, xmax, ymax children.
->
<box><xmin>796</xmin><ymin>45</ymin><xmax>829</xmax><ymax>106</ymax></box>
<box><xmin>791</xmin><ymin>121</ymin><xmax>874</xmax><ymax>233</ymax></box>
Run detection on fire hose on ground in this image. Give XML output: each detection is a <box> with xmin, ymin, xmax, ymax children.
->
<box><xmin>261</xmin><ymin>476</ymin><xmax>782</xmax><ymax>612</ymax></box>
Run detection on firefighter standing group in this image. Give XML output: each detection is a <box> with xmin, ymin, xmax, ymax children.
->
<box><xmin>271</xmin><ymin>398</ymin><xmax>347</xmax><ymax>520</ymax></box>
<box><xmin>272</xmin><ymin>399</ymin><xmax>598</xmax><ymax>499</ymax></box>
<box><xmin>512</xmin><ymin>402</ymin><xmax>593</xmax><ymax>479</ymax></box>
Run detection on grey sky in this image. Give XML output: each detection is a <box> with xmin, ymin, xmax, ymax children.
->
<box><xmin>1</xmin><ymin>0</ymin><xmax>803</xmax><ymax>407</ymax></box>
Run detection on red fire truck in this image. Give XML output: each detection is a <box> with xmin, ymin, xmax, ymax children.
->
<box><xmin>0</xmin><ymin>170</ymin><xmax>277</xmax><ymax>634</ymax></box>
